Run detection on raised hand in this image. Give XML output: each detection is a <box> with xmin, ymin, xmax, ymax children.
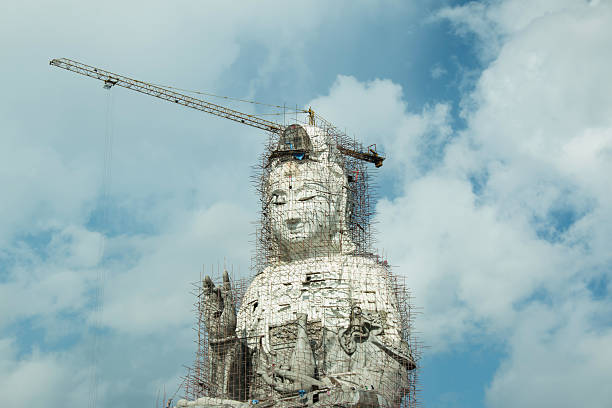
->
<box><xmin>201</xmin><ymin>270</ymin><xmax>237</xmax><ymax>342</ymax></box>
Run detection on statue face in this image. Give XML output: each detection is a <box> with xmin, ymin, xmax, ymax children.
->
<box><xmin>267</xmin><ymin>162</ymin><xmax>343</xmax><ymax>250</ymax></box>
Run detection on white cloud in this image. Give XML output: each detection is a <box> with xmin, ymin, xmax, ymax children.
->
<box><xmin>376</xmin><ymin>175</ymin><xmax>573</xmax><ymax>348</ymax></box>
<box><xmin>0</xmin><ymin>338</ymin><xmax>91</xmax><ymax>407</ymax></box>
<box><xmin>304</xmin><ymin>1</ymin><xmax>612</xmax><ymax>406</ymax></box>
<box><xmin>431</xmin><ymin>63</ymin><xmax>448</xmax><ymax>79</ymax></box>
<box><xmin>308</xmin><ymin>75</ymin><xmax>453</xmax><ymax>179</ymax></box>
<box><xmin>97</xmin><ymin>201</ymin><xmax>253</xmax><ymax>334</ymax></box>
<box><xmin>486</xmin><ymin>300</ymin><xmax>612</xmax><ymax>408</ymax></box>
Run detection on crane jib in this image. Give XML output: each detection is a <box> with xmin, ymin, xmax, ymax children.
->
<box><xmin>49</xmin><ymin>58</ymin><xmax>384</xmax><ymax>166</ymax></box>
<box><xmin>49</xmin><ymin>58</ymin><xmax>282</xmax><ymax>133</ymax></box>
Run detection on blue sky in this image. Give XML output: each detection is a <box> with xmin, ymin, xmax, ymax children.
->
<box><xmin>1</xmin><ymin>1</ymin><xmax>612</xmax><ymax>407</ymax></box>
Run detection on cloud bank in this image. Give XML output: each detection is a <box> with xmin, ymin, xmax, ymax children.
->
<box><xmin>308</xmin><ymin>1</ymin><xmax>612</xmax><ymax>406</ymax></box>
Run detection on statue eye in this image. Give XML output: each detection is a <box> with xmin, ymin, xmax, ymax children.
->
<box><xmin>298</xmin><ymin>195</ymin><xmax>316</xmax><ymax>202</ymax></box>
<box><xmin>273</xmin><ymin>194</ymin><xmax>286</xmax><ymax>205</ymax></box>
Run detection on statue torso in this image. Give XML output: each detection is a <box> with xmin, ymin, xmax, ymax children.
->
<box><xmin>236</xmin><ymin>254</ymin><xmax>408</xmax><ymax>403</ymax></box>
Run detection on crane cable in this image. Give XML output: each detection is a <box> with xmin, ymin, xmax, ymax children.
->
<box><xmin>150</xmin><ymin>82</ymin><xmax>307</xmax><ymax>116</ymax></box>
<box><xmin>88</xmin><ymin>90</ymin><xmax>114</xmax><ymax>408</ymax></box>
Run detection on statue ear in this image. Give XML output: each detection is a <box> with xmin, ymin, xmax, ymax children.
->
<box><xmin>338</xmin><ymin>187</ymin><xmax>348</xmax><ymax>230</ymax></box>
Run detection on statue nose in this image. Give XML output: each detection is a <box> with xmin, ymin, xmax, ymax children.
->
<box><xmin>286</xmin><ymin>217</ymin><xmax>301</xmax><ymax>230</ymax></box>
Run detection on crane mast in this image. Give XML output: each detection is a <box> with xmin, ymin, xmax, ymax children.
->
<box><xmin>50</xmin><ymin>58</ymin><xmax>384</xmax><ymax>167</ymax></box>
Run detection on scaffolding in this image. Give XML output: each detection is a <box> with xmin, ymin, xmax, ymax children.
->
<box><xmin>181</xmin><ymin>115</ymin><xmax>421</xmax><ymax>407</ymax></box>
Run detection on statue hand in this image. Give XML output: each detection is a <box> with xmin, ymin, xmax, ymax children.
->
<box><xmin>201</xmin><ymin>270</ymin><xmax>237</xmax><ymax>341</ymax></box>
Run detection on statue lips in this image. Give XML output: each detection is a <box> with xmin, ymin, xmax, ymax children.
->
<box><xmin>285</xmin><ymin>218</ymin><xmax>302</xmax><ymax>231</ymax></box>
<box><xmin>283</xmin><ymin>216</ymin><xmax>315</xmax><ymax>242</ymax></box>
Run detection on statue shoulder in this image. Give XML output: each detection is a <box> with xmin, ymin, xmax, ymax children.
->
<box><xmin>340</xmin><ymin>254</ymin><xmax>390</xmax><ymax>270</ymax></box>
<box><xmin>239</xmin><ymin>265</ymin><xmax>276</xmax><ymax>303</ymax></box>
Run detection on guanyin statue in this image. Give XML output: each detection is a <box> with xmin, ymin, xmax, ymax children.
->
<box><xmin>176</xmin><ymin>123</ymin><xmax>415</xmax><ymax>408</ymax></box>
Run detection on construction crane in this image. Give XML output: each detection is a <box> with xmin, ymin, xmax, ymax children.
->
<box><xmin>49</xmin><ymin>58</ymin><xmax>385</xmax><ymax>167</ymax></box>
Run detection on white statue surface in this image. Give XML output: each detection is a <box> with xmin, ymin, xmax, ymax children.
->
<box><xmin>176</xmin><ymin>124</ymin><xmax>415</xmax><ymax>407</ymax></box>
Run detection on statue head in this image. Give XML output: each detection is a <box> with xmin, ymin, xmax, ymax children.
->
<box><xmin>264</xmin><ymin>124</ymin><xmax>355</xmax><ymax>260</ymax></box>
